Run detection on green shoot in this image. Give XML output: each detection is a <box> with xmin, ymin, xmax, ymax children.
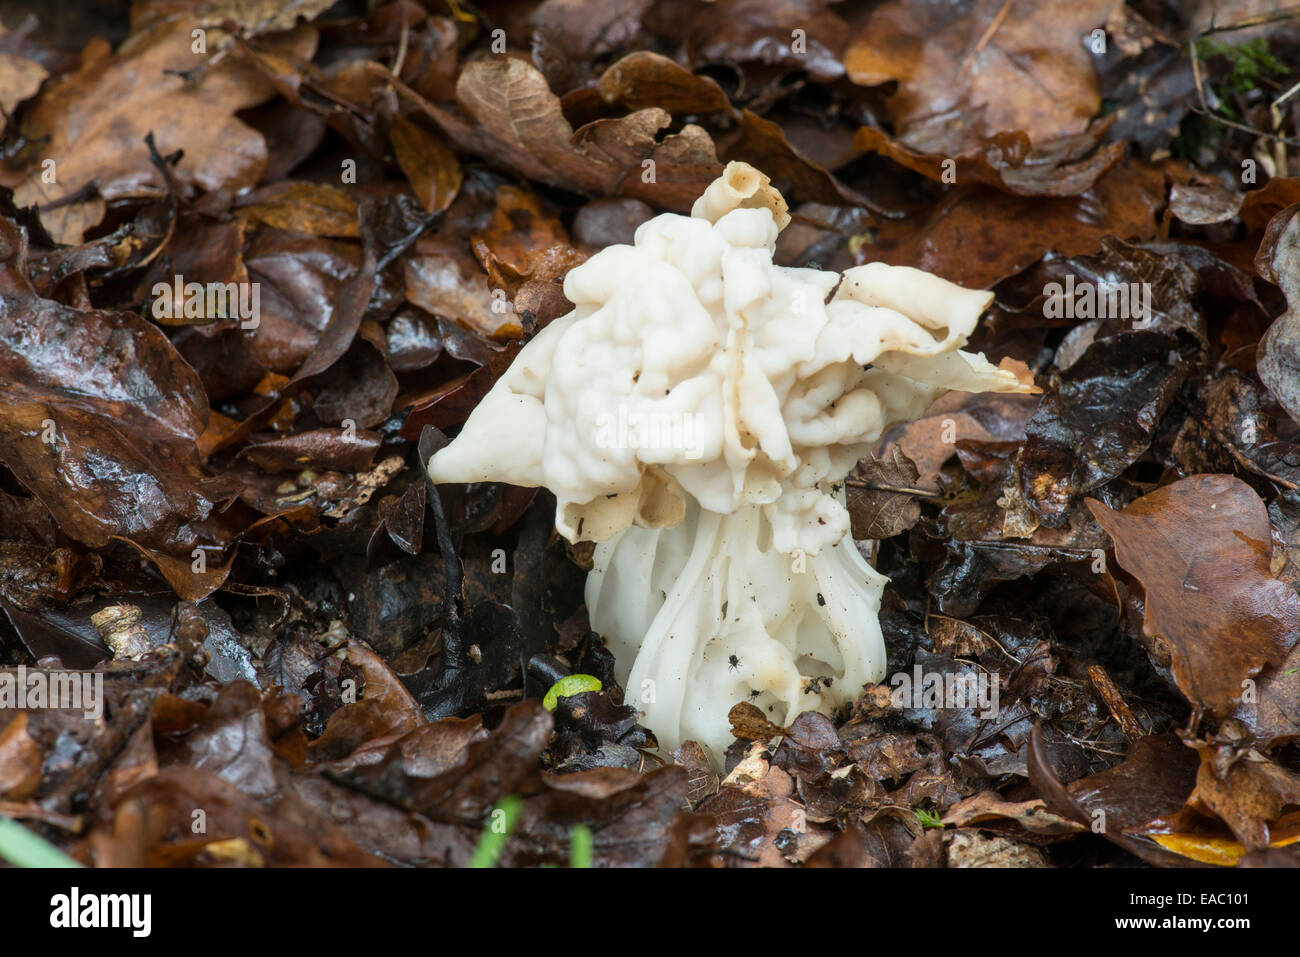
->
<box><xmin>569</xmin><ymin>824</ymin><xmax>593</xmax><ymax>868</ymax></box>
<box><xmin>0</xmin><ymin>817</ymin><xmax>82</xmax><ymax>868</ymax></box>
<box><xmin>915</xmin><ymin>808</ymin><xmax>945</xmax><ymax>830</ymax></box>
<box><xmin>469</xmin><ymin>795</ymin><xmax>523</xmax><ymax>868</ymax></box>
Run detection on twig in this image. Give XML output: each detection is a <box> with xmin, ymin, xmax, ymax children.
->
<box><xmin>843</xmin><ymin>477</ymin><xmax>942</xmax><ymax>498</ymax></box>
<box><xmin>924</xmin><ymin>611</ymin><xmax>1018</xmax><ymax>663</ymax></box>
<box><xmin>392</xmin><ymin>4</ymin><xmax>410</xmax><ymax>78</ymax></box>
<box><xmin>961</xmin><ymin>0</ymin><xmax>1013</xmax><ymax>74</ymax></box>
<box><xmin>1199</xmin><ymin>4</ymin><xmax>1300</xmax><ymax>37</ymax></box>
<box><xmin>1086</xmin><ymin>664</ymin><xmax>1146</xmax><ymax>741</ymax></box>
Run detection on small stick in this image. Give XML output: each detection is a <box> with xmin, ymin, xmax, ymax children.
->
<box><xmin>392</xmin><ymin>4</ymin><xmax>410</xmax><ymax>77</ymax></box>
<box><xmin>0</xmin><ymin>802</ymin><xmax>83</xmax><ymax>833</ymax></box>
<box><xmin>963</xmin><ymin>0</ymin><xmax>1013</xmax><ymax>73</ymax></box>
<box><xmin>1087</xmin><ymin>664</ymin><xmax>1145</xmax><ymax>741</ymax></box>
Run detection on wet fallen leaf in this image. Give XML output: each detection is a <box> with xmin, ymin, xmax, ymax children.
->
<box><xmin>845</xmin><ymin>0</ymin><xmax>1115</xmax><ymax>145</ymax></box>
<box><xmin>854</xmin><ymin>121</ymin><xmax>1124</xmax><ymax>197</ymax></box>
<box><xmin>419</xmin><ymin>57</ymin><xmax>722</xmax><ymax>211</ymax></box>
<box><xmin>1029</xmin><ymin>725</ymin><xmax>1201</xmax><ymax>867</ymax></box>
<box><xmin>1020</xmin><ymin>331</ymin><xmax>1185</xmax><ymax>527</ymax></box>
<box><xmin>865</xmin><ymin>160</ymin><xmax>1165</xmax><ymax>289</ymax></box>
<box><xmin>1182</xmin><ymin>736</ymin><xmax>1300</xmax><ymax>850</ymax></box>
<box><xmin>1087</xmin><ymin>475</ymin><xmax>1299</xmax><ymax>719</ymax></box>
<box><xmin>698</xmin><ymin>742</ymin><xmax>817</xmax><ymax>867</ymax></box>
<box><xmin>1256</xmin><ymin>203</ymin><xmax>1300</xmax><ymax>425</ymax></box>
<box><xmin>13</xmin><ymin>19</ymin><xmax>317</xmax><ymax>243</ymax></box>
<box><xmin>240</xmin><ymin>426</ymin><xmax>380</xmax><ymax>474</ymax></box>
<box><xmin>238</xmin><ymin>181</ymin><xmax>359</xmax><ymax>238</ymax></box>
<box><xmin>0</xmin><ymin>220</ymin><xmax>239</xmax><ymax>599</ymax></box>
<box><xmin>389</xmin><ymin>114</ymin><xmax>462</xmax><ymax>215</ymax></box>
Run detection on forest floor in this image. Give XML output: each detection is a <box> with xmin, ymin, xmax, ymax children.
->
<box><xmin>2</xmin><ymin>0</ymin><xmax>1300</xmax><ymax>868</ymax></box>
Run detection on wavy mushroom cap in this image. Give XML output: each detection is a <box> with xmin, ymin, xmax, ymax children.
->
<box><xmin>427</xmin><ymin>161</ymin><xmax>1034</xmax><ymax>552</ymax></box>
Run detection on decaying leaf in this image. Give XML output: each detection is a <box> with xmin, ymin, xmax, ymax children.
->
<box><xmin>13</xmin><ymin>19</ymin><xmax>317</xmax><ymax>243</ymax></box>
<box><xmin>1021</xmin><ymin>331</ymin><xmax>1185</xmax><ymax>527</ymax></box>
<box><xmin>846</xmin><ymin>448</ymin><xmax>927</xmax><ymax>539</ymax></box>
<box><xmin>854</xmin><ymin>121</ymin><xmax>1124</xmax><ymax>198</ymax></box>
<box><xmin>1087</xmin><ymin>475</ymin><xmax>1299</xmax><ymax>719</ymax></box>
<box><xmin>0</xmin><ymin>220</ymin><xmax>239</xmax><ymax>599</ymax></box>
<box><xmin>418</xmin><ymin>57</ymin><xmax>721</xmax><ymax>212</ymax></box>
<box><xmin>238</xmin><ymin>181</ymin><xmax>359</xmax><ymax>238</ymax></box>
<box><xmin>389</xmin><ymin>114</ymin><xmax>462</xmax><ymax>215</ymax></box>
<box><xmin>845</xmin><ymin>0</ymin><xmax>1115</xmax><ymax>145</ymax></box>
<box><xmin>1029</xmin><ymin>726</ymin><xmax>1201</xmax><ymax>867</ymax></box>
<box><xmin>865</xmin><ymin>160</ymin><xmax>1165</xmax><ymax>289</ymax></box>
<box><xmin>3</xmin><ymin>0</ymin><xmax>1299</xmax><ymax>875</ymax></box>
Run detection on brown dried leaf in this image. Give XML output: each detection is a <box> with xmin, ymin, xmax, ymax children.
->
<box><xmin>940</xmin><ymin>790</ymin><xmax>1084</xmax><ymax>836</ymax></box>
<box><xmin>405</xmin><ymin>251</ymin><xmax>520</xmax><ymax>341</ymax></box>
<box><xmin>91</xmin><ymin>768</ymin><xmax>385</xmax><ymax>867</ymax></box>
<box><xmin>238</xmin><ymin>181</ymin><xmax>359</xmax><ymax>238</ymax></box>
<box><xmin>421</xmin><ymin>57</ymin><xmax>721</xmax><ymax>211</ymax></box>
<box><xmin>727</xmin><ymin>701</ymin><xmax>785</xmax><ymax>741</ymax></box>
<box><xmin>596</xmin><ymin>50</ymin><xmax>731</xmax><ymax>114</ymax></box>
<box><xmin>239</xmin><ymin>427</ymin><xmax>381</xmax><ymax>474</ymax></box>
<box><xmin>845</xmin><ymin>0</ymin><xmax>1114</xmax><ymax>145</ymax></box>
<box><xmin>1184</xmin><ymin>739</ymin><xmax>1300</xmax><ymax>850</ymax></box>
<box><xmin>1168</xmin><ymin>181</ymin><xmax>1244</xmax><ymax>226</ymax></box>
<box><xmin>13</xmin><ymin>20</ymin><xmax>316</xmax><ymax>243</ymax></box>
<box><xmin>0</xmin><ymin>712</ymin><xmax>42</xmax><ymax>801</ymax></box>
<box><xmin>846</xmin><ymin>448</ymin><xmax>926</xmax><ymax>539</ymax></box>
<box><xmin>1087</xmin><ymin>475</ymin><xmax>1299</xmax><ymax>719</ymax></box>
<box><xmin>698</xmin><ymin>743</ymin><xmax>813</xmax><ymax>867</ymax></box>
<box><xmin>945</xmin><ymin>830</ymin><xmax>1048</xmax><ymax>867</ymax></box>
<box><xmin>192</xmin><ymin>0</ymin><xmax>338</xmax><ymax>37</ymax></box>
<box><xmin>0</xmin><ymin>49</ymin><xmax>46</xmax><ymax>115</ymax></box>
<box><xmin>866</xmin><ymin>160</ymin><xmax>1164</xmax><ymax>289</ymax></box>
<box><xmin>311</xmin><ymin>640</ymin><xmax>426</xmax><ymax>766</ymax></box>
<box><xmin>854</xmin><ymin>121</ymin><xmax>1124</xmax><ymax>197</ymax></box>
<box><xmin>878</xmin><ymin>390</ymin><xmax>1041</xmax><ymax>491</ymax></box>
<box><xmin>389</xmin><ymin>114</ymin><xmax>462</xmax><ymax>215</ymax></box>
<box><xmin>508</xmin><ymin>766</ymin><xmax>709</xmax><ymax>867</ymax></box>
<box><xmin>337</xmin><ymin>700</ymin><xmax>551</xmax><ymax>825</ymax></box>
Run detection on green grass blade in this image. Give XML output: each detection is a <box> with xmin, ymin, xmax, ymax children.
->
<box><xmin>469</xmin><ymin>795</ymin><xmax>523</xmax><ymax>868</ymax></box>
<box><xmin>0</xmin><ymin>816</ymin><xmax>82</xmax><ymax>868</ymax></box>
<box><xmin>569</xmin><ymin>825</ymin><xmax>593</xmax><ymax>868</ymax></box>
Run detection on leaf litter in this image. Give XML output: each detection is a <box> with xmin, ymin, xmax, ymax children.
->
<box><xmin>2</xmin><ymin>0</ymin><xmax>1300</xmax><ymax>869</ymax></box>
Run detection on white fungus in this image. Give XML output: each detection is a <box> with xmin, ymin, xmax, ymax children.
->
<box><xmin>428</xmin><ymin>162</ymin><xmax>1035</xmax><ymax>762</ymax></box>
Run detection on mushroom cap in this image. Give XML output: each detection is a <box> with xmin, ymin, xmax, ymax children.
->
<box><xmin>427</xmin><ymin>162</ymin><xmax>1035</xmax><ymax>551</ymax></box>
